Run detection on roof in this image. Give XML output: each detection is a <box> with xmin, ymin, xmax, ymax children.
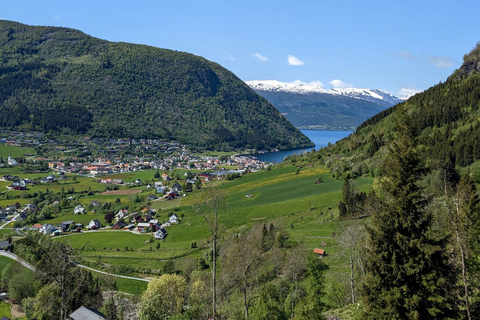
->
<box><xmin>0</xmin><ymin>316</ymin><xmax>11</xmax><ymax>320</ymax></box>
<box><xmin>313</xmin><ymin>248</ymin><xmax>325</xmax><ymax>255</ymax></box>
<box><xmin>69</xmin><ymin>306</ymin><xmax>105</xmax><ymax>320</ymax></box>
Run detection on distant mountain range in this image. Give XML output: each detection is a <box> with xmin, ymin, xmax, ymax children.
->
<box><xmin>0</xmin><ymin>20</ymin><xmax>312</xmax><ymax>151</ymax></box>
<box><xmin>246</xmin><ymin>80</ymin><xmax>403</xmax><ymax>130</ymax></box>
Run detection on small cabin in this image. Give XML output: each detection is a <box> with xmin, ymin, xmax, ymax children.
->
<box><xmin>313</xmin><ymin>248</ymin><xmax>326</xmax><ymax>258</ymax></box>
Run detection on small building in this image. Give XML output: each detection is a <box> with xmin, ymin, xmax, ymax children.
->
<box><xmin>169</xmin><ymin>214</ymin><xmax>179</xmax><ymax>224</ymax></box>
<box><xmin>74</xmin><ymin>205</ymin><xmax>85</xmax><ymax>215</ymax></box>
<box><xmin>313</xmin><ymin>248</ymin><xmax>326</xmax><ymax>258</ymax></box>
<box><xmin>154</xmin><ymin>228</ymin><xmax>167</xmax><ymax>240</ymax></box>
<box><xmin>61</xmin><ymin>220</ymin><xmax>76</xmax><ymax>232</ymax></box>
<box><xmin>69</xmin><ymin>306</ymin><xmax>105</xmax><ymax>320</ymax></box>
<box><xmin>0</xmin><ymin>240</ymin><xmax>10</xmax><ymax>250</ymax></box>
<box><xmin>40</xmin><ymin>224</ymin><xmax>57</xmax><ymax>235</ymax></box>
<box><xmin>137</xmin><ymin>222</ymin><xmax>150</xmax><ymax>233</ymax></box>
<box><xmin>87</xmin><ymin>220</ymin><xmax>101</xmax><ymax>230</ymax></box>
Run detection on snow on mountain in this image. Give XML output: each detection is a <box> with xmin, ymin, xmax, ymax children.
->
<box><xmin>246</xmin><ymin>80</ymin><xmax>403</xmax><ymax>105</ymax></box>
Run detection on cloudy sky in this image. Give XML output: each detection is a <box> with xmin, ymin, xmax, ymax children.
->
<box><xmin>3</xmin><ymin>0</ymin><xmax>480</xmax><ymax>98</ymax></box>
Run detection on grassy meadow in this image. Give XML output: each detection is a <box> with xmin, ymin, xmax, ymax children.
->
<box><xmin>0</xmin><ymin>149</ymin><xmax>374</xmax><ymax>296</ymax></box>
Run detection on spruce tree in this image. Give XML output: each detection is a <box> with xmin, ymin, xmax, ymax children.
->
<box><xmin>361</xmin><ymin>112</ymin><xmax>455</xmax><ymax>319</ymax></box>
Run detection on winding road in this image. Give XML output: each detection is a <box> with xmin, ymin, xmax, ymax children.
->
<box><xmin>0</xmin><ymin>250</ymin><xmax>150</xmax><ymax>282</ymax></box>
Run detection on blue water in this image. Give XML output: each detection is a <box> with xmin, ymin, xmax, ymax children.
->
<box><xmin>255</xmin><ymin>130</ymin><xmax>352</xmax><ymax>163</ymax></box>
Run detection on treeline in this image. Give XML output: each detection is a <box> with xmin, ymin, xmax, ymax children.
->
<box><xmin>0</xmin><ymin>20</ymin><xmax>313</xmax><ymax>151</ymax></box>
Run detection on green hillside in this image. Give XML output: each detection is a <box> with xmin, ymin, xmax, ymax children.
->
<box><xmin>0</xmin><ymin>20</ymin><xmax>312</xmax><ymax>151</ymax></box>
<box><xmin>292</xmin><ymin>43</ymin><xmax>480</xmax><ymax>180</ymax></box>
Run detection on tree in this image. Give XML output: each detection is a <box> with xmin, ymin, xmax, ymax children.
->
<box><xmin>104</xmin><ymin>211</ymin><xmax>115</xmax><ymax>224</ymax></box>
<box><xmin>283</xmin><ymin>246</ymin><xmax>306</xmax><ymax>319</ymax></box>
<box><xmin>250</xmin><ymin>283</ymin><xmax>287</xmax><ymax>320</ymax></box>
<box><xmin>193</xmin><ymin>182</ymin><xmax>227</xmax><ymax>319</ymax></box>
<box><xmin>294</xmin><ymin>254</ymin><xmax>327</xmax><ymax>320</ymax></box>
<box><xmin>188</xmin><ymin>273</ymin><xmax>212</xmax><ymax>320</ymax></box>
<box><xmin>361</xmin><ymin>112</ymin><xmax>456</xmax><ymax>319</ymax></box>
<box><xmin>138</xmin><ymin>274</ymin><xmax>187</xmax><ymax>320</ymax></box>
<box><xmin>337</xmin><ymin>221</ymin><xmax>367</xmax><ymax>304</ymax></box>
<box><xmin>442</xmin><ymin>174</ymin><xmax>480</xmax><ymax>319</ymax></box>
<box><xmin>32</xmin><ymin>283</ymin><xmax>61</xmax><ymax>320</ymax></box>
<box><xmin>222</xmin><ymin>228</ymin><xmax>264</xmax><ymax>320</ymax></box>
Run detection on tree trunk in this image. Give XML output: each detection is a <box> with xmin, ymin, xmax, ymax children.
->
<box><xmin>212</xmin><ymin>233</ymin><xmax>217</xmax><ymax>319</ymax></box>
<box><xmin>453</xmin><ymin>205</ymin><xmax>472</xmax><ymax>320</ymax></box>
<box><xmin>243</xmin><ymin>289</ymin><xmax>249</xmax><ymax>320</ymax></box>
<box><xmin>350</xmin><ymin>254</ymin><xmax>355</xmax><ymax>304</ymax></box>
<box><xmin>291</xmin><ymin>280</ymin><xmax>295</xmax><ymax>319</ymax></box>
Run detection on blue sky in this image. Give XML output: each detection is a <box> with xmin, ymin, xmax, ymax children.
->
<box><xmin>2</xmin><ymin>0</ymin><xmax>480</xmax><ymax>97</ymax></box>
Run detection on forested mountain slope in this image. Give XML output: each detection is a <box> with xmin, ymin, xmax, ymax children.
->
<box><xmin>291</xmin><ymin>43</ymin><xmax>480</xmax><ymax>179</ymax></box>
<box><xmin>0</xmin><ymin>20</ymin><xmax>312</xmax><ymax>151</ymax></box>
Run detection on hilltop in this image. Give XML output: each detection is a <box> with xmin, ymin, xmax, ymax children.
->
<box><xmin>247</xmin><ymin>80</ymin><xmax>402</xmax><ymax>130</ymax></box>
<box><xmin>0</xmin><ymin>20</ymin><xmax>312</xmax><ymax>151</ymax></box>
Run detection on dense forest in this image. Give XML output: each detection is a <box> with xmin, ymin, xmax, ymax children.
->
<box><xmin>0</xmin><ymin>20</ymin><xmax>313</xmax><ymax>151</ymax></box>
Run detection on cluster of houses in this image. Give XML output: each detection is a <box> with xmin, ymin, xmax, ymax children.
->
<box><xmin>111</xmin><ymin>208</ymin><xmax>180</xmax><ymax>240</ymax></box>
<box><xmin>25</xmin><ymin>208</ymin><xmax>180</xmax><ymax>241</ymax></box>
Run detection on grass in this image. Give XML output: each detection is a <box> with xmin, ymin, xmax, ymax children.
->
<box><xmin>0</xmin><ymin>145</ymin><xmax>36</xmax><ymax>159</ymax></box>
<box><xmin>0</xmin><ymin>302</ymin><xmax>11</xmax><ymax>319</ymax></box>
<box><xmin>2</xmin><ymin>159</ymin><xmax>374</xmax><ymax>298</ymax></box>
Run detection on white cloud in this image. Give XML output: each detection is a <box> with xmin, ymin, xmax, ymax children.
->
<box><xmin>429</xmin><ymin>56</ymin><xmax>453</xmax><ymax>68</ymax></box>
<box><xmin>329</xmin><ymin>79</ymin><xmax>353</xmax><ymax>89</ymax></box>
<box><xmin>287</xmin><ymin>55</ymin><xmax>304</xmax><ymax>66</ymax></box>
<box><xmin>55</xmin><ymin>15</ymin><xmax>61</xmax><ymax>20</ymax></box>
<box><xmin>253</xmin><ymin>53</ymin><xmax>268</xmax><ymax>62</ymax></box>
<box><xmin>397</xmin><ymin>50</ymin><xmax>453</xmax><ymax>68</ymax></box>
<box><xmin>219</xmin><ymin>49</ymin><xmax>235</xmax><ymax>62</ymax></box>
<box><xmin>397</xmin><ymin>50</ymin><xmax>416</xmax><ymax>61</ymax></box>
<box><xmin>397</xmin><ymin>87</ymin><xmax>422</xmax><ymax>99</ymax></box>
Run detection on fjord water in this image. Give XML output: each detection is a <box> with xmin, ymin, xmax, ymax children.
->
<box><xmin>255</xmin><ymin>130</ymin><xmax>352</xmax><ymax>163</ymax></box>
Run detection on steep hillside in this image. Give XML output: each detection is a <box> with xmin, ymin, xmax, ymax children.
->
<box><xmin>289</xmin><ymin>43</ymin><xmax>480</xmax><ymax>180</ymax></box>
<box><xmin>247</xmin><ymin>80</ymin><xmax>402</xmax><ymax>130</ymax></box>
<box><xmin>0</xmin><ymin>20</ymin><xmax>312</xmax><ymax>151</ymax></box>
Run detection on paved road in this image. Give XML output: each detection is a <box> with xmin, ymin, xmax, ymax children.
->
<box><xmin>0</xmin><ymin>251</ymin><xmax>35</xmax><ymax>271</ymax></box>
<box><xmin>0</xmin><ymin>251</ymin><xmax>150</xmax><ymax>282</ymax></box>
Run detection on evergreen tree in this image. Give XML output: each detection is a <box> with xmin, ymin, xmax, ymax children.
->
<box><xmin>361</xmin><ymin>112</ymin><xmax>456</xmax><ymax>319</ymax></box>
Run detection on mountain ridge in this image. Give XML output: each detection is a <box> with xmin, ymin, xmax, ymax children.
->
<box><xmin>0</xmin><ymin>20</ymin><xmax>313</xmax><ymax>151</ymax></box>
<box><xmin>246</xmin><ymin>80</ymin><xmax>402</xmax><ymax>130</ymax></box>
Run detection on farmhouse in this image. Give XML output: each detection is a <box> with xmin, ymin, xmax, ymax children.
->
<box><xmin>154</xmin><ymin>228</ymin><xmax>167</xmax><ymax>239</ymax></box>
<box><xmin>87</xmin><ymin>220</ymin><xmax>101</xmax><ymax>230</ymax></box>
<box><xmin>169</xmin><ymin>214</ymin><xmax>179</xmax><ymax>224</ymax></box>
<box><xmin>40</xmin><ymin>224</ymin><xmax>57</xmax><ymax>235</ymax></box>
<box><xmin>74</xmin><ymin>205</ymin><xmax>85</xmax><ymax>214</ymax></box>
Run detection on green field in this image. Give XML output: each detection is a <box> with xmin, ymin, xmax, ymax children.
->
<box><xmin>0</xmin><ymin>145</ymin><xmax>36</xmax><ymax>159</ymax></box>
<box><xmin>49</xmin><ymin>164</ymin><xmax>372</xmax><ymax>291</ymax></box>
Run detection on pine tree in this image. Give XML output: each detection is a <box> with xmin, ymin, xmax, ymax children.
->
<box><xmin>361</xmin><ymin>112</ymin><xmax>456</xmax><ymax>319</ymax></box>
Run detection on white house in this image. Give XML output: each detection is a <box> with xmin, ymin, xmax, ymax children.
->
<box><xmin>87</xmin><ymin>220</ymin><xmax>101</xmax><ymax>230</ymax></box>
<box><xmin>74</xmin><ymin>205</ymin><xmax>85</xmax><ymax>215</ymax></box>
<box><xmin>154</xmin><ymin>228</ymin><xmax>167</xmax><ymax>239</ymax></box>
<box><xmin>40</xmin><ymin>224</ymin><xmax>56</xmax><ymax>235</ymax></box>
<box><xmin>169</xmin><ymin>214</ymin><xmax>179</xmax><ymax>224</ymax></box>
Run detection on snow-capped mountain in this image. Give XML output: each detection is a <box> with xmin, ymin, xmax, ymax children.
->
<box><xmin>246</xmin><ymin>80</ymin><xmax>403</xmax><ymax>106</ymax></box>
<box><xmin>246</xmin><ymin>80</ymin><xmax>403</xmax><ymax>130</ymax></box>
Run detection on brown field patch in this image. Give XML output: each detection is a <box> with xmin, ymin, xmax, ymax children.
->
<box><xmin>100</xmin><ymin>189</ymin><xmax>142</xmax><ymax>195</ymax></box>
